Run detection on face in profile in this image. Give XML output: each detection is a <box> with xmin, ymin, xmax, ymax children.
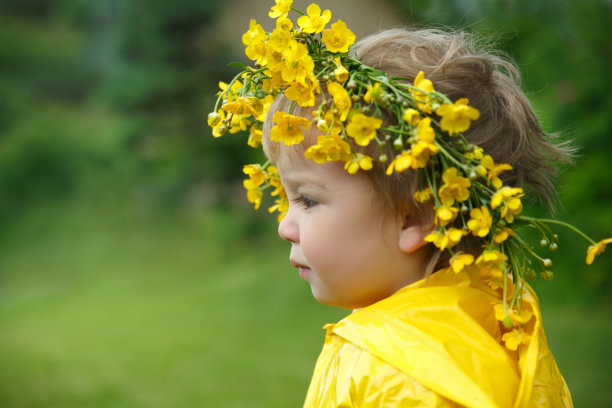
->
<box><xmin>276</xmin><ymin>144</ymin><xmax>426</xmax><ymax>309</ymax></box>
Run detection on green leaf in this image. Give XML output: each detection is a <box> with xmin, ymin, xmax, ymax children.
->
<box><xmin>228</xmin><ymin>62</ymin><xmax>248</xmax><ymax>69</ymax></box>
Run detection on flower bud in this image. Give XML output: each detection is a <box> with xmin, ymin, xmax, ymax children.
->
<box><xmin>468</xmin><ymin>171</ymin><xmax>478</xmax><ymax>180</ymax></box>
<box><xmin>379</xmin><ymin>154</ymin><xmax>388</xmax><ymax>163</ymax></box>
<box><xmin>476</xmin><ymin>165</ymin><xmax>487</xmax><ymax>177</ymax></box>
<box><xmin>207</xmin><ymin>112</ymin><xmax>221</xmax><ymax>126</ymax></box>
<box><xmin>316</xmin><ymin>119</ymin><xmax>328</xmax><ymax>131</ymax></box>
<box><xmin>347</xmin><ymin>80</ymin><xmax>357</xmax><ymax>89</ymax></box>
<box><xmin>540</xmin><ymin>239</ymin><xmax>548</xmax><ymax>247</ymax></box>
<box><xmin>542</xmin><ymin>258</ymin><xmax>553</xmax><ymax>267</ymax></box>
<box><xmin>525</xmin><ymin>268</ymin><xmax>536</xmax><ymax>280</ymax></box>
<box><xmin>393</xmin><ymin>138</ymin><xmax>404</xmax><ymax>150</ymax></box>
<box><xmin>502</xmin><ymin>316</ymin><xmax>514</xmax><ymax>329</ymax></box>
<box><xmin>539</xmin><ymin>270</ymin><xmax>554</xmax><ymax>281</ymax></box>
<box><xmin>549</xmin><ymin>243</ymin><xmax>558</xmax><ymax>251</ymax></box>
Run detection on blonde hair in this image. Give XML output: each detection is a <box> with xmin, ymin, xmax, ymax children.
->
<box><xmin>263</xmin><ymin>27</ymin><xmax>573</xmax><ymax>274</ymax></box>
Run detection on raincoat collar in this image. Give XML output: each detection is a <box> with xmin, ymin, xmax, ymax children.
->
<box><xmin>329</xmin><ymin>268</ymin><xmax>543</xmax><ymax>408</ymax></box>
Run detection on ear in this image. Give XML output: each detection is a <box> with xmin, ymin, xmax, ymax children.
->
<box><xmin>398</xmin><ymin>214</ymin><xmax>432</xmax><ymax>254</ymax></box>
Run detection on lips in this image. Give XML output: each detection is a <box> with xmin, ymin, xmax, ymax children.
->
<box><xmin>290</xmin><ymin>257</ymin><xmax>307</xmax><ymax>269</ymax></box>
<box><xmin>290</xmin><ymin>257</ymin><xmax>311</xmax><ymax>279</ymax></box>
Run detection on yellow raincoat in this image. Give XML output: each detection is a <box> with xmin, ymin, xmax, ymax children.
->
<box><xmin>303</xmin><ymin>268</ymin><xmax>573</xmax><ymax>407</ymax></box>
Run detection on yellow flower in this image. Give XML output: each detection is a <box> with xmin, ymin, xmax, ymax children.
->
<box><xmin>586</xmin><ymin>237</ymin><xmax>612</xmax><ymax>265</ymax></box>
<box><xmin>276</xmin><ymin>17</ymin><xmax>293</xmax><ymax>31</ymax></box>
<box><xmin>467</xmin><ymin>205</ymin><xmax>492</xmax><ymax>237</ymax></box>
<box><xmin>386</xmin><ymin>150</ymin><xmax>413</xmax><ymax>175</ymax></box>
<box><xmin>438</xmin><ymin>167</ymin><xmax>471</xmax><ymax>206</ymax></box>
<box><xmin>266</xmin><ymin>166</ymin><xmax>284</xmax><ymax>197</ymax></box>
<box><xmin>247</xmin><ymin>123</ymin><xmax>262</xmax><ymax>148</ymax></box>
<box><xmin>363</xmin><ymin>82</ymin><xmax>384</xmax><ymax>104</ymax></box>
<box><xmin>475</xmin><ymin>249</ymin><xmax>507</xmax><ymax>266</ymax></box>
<box><xmin>435</xmin><ymin>98</ymin><xmax>480</xmax><ymax>135</ymax></box>
<box><xmin>327</xmin><ymin>81</ymin><xmax>352</xmax><ymax>121</ymax></box>
<box><xmin>465</xmin><ymin>146</ymin><xmax>484</xmax><ymax>160</ymax></box>
<box><xmin>303</xmin><ymin>143</ymin><xmax>328</xmax><ymax>164</ymax></box>
<box><xmin>434</xmin><ymin>204</ymin><xmax>459</xmax><ymax>227</ymax></box>
<box><xmin>221</xmin><ymin>96</ymin><xmax>258</xmax><ymax>117</ymax></box>
<box><xmin>268</xmin><ymin>26</ymin><xmax>293</xmax><ymax>52</ymax></box>
<box><xmin>403</xmin><ymin>108</ymin><xmax>420</xmax><ymax>125</ymax></box>
<box><xmin>502</xmin><ymin>328</ymin><xmax>531</xmax><ymax>351</ymax></box>
<box><xmin>227</xmin><ymin>113</ymin><xmax>249</xmax><ymax>134</ymax></box>
<box><xmin>210</xmin><ymin>110</ymin><xmax>226</xmax><ymax>138</ymax></box>
<box><xmin>264</xmin><ymin>45</ymin><xmax>283</xmax><ymax>69</ymax></box>
<box><xmin>424</xmin><ymin>228</ymin><xmax>465</xmax><ymax>251</ymax></box>
<box><xmin>494</xmin><ymin>227</ymin><xmax>515</xmax><ymax>244</ymax></box>
<box><xmin>314</xmin><ymin>109</ymin><xmax>343</xmax><ymax>135</ymax></box>
<box><xmin>270</xmin><ymin>111</ymin><xmax>311</xmax><ymax>145</ymax></box>
<box><xmin>242</xmin><ymin>20</ymin><xmax>267</xmax><ymax>64</ymax></box>
<box><xmin>242</xmin><ymin>19</ymin><xmax>265</xmax><ymax>46</ymax></box>
<box><xmin>243</xmin><ymin>164</ymin><xmax>266</xmax><ymax>186</ymax></box>
<box><xmin>493</xmin><ymin>303</ymin><xmax>533</xmax><ymax>326</ymax></box>
<box><xmin>269</xmin><ymin>195</ymin><xmax>289</xmax><ymax>223</ymax></box>
<box><xmin>333</xmin><ymin>57</ymin><xmax>349</xmax><ymax>82</ymax></box>
<box><xmin>243</xmin><ymin>179</ymin><xmax>263</xmax><ymax>210</ymax></box>
<box><xmin>319</xmin><ymin>134</ymin><xmax>351</xmax><ymax>161</ymax></box>
<box><xmin>297</xmin><ymin>3</ymin><xmax>331</xmax><ymax>34</ymax></box>
<box><xmin>450</xmin><ymin>252</ymin><xmax>474</xmax><ymax>273</ymax></box>
<box><xmin>415</xmin><ymin>117</ymin><xmax>435</xmax><ymax>142</ymax></box>
<box><xmin>409</xmin><ymin>140</ymin><xmax>439</xmax><ymax>169</ymax></box>
<box><xmin>255</xmin><ymin>94</ymin><xmax>275</xmax><ymax>123</ymax></box>
<box><xmin>280</xmin><ymin>42</ymin><xmax>314</xmax><ymax>84</ymax></box>
<box><xmin>344</xmin><ymin>153</ymin><xmax>373</xmax><ymax>174</ymax></box>
<box><xmin>346</xmin><ymin>113</ymin><xmax>382</xmax><ymax>146</ymax></box>
<box><xmin>475</xmin><ymin>250</ymin><xmax>507</xmax><ymax>285</ymax></box>
<box><xmin>262</xmin><ymin>68</ymin><xmax>283</xmax><ymax>92</ymax></box>
<box><xmin>481</xmin><ymin>155</ymin><xmax>513</xmax><ymax>189</ymax></box>
<box><xmin>268</xmin><ymin>0</ymin><xmax>293</xmax><ymax>19</ymax></box>
<box><xmin>491</xmin><ymin>186</ymin><xmax>524</xmax><ymax>209</ymax></box>
<box><xmin>321</xmin><ymin>20</ymin><xmax>356</xmax><ymax>53</ymax></box>
<box><xmin>412</xmin><ymin>70</ymin><xmax>435</xmax><ymax>113</ymax></box>
<box><xmin>414</xmin><ymin>187</ymin><xmax>433</xmax><ymax>203</ymax></box>
<box><xmin>304</xmin><ymin>134</ymin><xmax>351</xmax><ymax>164</ymax></box>
<box><xmin>284</xmin><ymin>81</ymin><xmax>317</xmax><ymax>107</ymax></box>
<box><xmin>218</xmin><ymin>79</ymin><xmax>242</xmax><ymax>100</ymax></box>
<box><xmin>491</xmin><ymin>186</ymin><xmax>524</xmax><ymax>223</ymax></box>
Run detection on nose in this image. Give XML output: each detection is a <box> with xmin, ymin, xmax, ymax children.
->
<box><xmin>278</xmin><ymin>207</ymin><xmax>299</xmax><ymax>243</ymax></box>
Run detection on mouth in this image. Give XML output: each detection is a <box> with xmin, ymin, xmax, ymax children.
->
<box><xmin>290</xmin><ymin>258</ymin><xmax>311</xmax><ymax>279</ymax></box>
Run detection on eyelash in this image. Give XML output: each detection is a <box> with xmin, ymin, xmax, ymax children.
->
<box><xmin>292</xmin><ymin>194</ymin><xmax>317</xmax><ymax>209</ymax></box>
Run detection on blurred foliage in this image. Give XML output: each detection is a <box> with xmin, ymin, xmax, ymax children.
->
<box><xmin>0</xmin><ymin>0</ymin><xmax>611</xmax><ymax>407</ymax></box>
<box><xmin>0</xmin><ymin>0</ymin><xmax>260</xmax><ymax>223</ymax></box>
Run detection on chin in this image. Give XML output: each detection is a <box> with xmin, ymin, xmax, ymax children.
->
<box><xmin>310</xmin><ymin>288</ymin><xmax>361</xmax><ymax>310</ymax></box>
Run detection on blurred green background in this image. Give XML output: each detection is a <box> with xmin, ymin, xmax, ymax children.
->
<box><xmin>1</xmin><ymin>0</ymin><xmax>610</xmax><ymax>406</ymax></box>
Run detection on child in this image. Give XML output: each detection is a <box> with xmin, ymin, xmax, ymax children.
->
<box><xmin>210</xmin><ymin>2</ymin><xmax>608</xmax><ymax>406</ymax></box>
<box><xmin>260</xmin><ymin>30</ymin><xmax>573</xmax><ymax>407</ymax></box>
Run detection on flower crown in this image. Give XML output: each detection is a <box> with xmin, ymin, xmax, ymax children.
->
<box><xmin>209</xmin><ymin>1</ymin><xmax>610</xmax><ymax>350</ymax></box>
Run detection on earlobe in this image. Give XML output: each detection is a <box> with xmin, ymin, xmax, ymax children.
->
<box><xmin>398</xmin><ymin>216</ymin><xmax>432</xmax><ymax>253</ymax></box>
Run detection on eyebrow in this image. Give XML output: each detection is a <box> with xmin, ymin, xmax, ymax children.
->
<box><xmin>281</xmin><ymin>173</ymin><xmax>328</xmax><ymax>190</ymax></box>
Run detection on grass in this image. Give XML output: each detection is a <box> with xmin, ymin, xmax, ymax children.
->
<box><xmin>0</xmin><ymin>192</ymin><xmax>610</xmax><ymax>407</ymax></box>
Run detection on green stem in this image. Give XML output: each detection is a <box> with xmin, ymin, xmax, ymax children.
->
<box><xmin>519</xmin><ymin>216</ymin><xmax>596</xmax><ymax>245</ymax></box>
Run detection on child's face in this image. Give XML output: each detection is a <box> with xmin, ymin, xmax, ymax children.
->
<box><xmin>276</xmin><ymin>150</ymin><xmax>426</xmax><ymax>309</ymax></box>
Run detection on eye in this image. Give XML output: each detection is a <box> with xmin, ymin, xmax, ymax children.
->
<box><xmin>293</xmin><ymin>194</ymin><xmax>318</xmax><ymax>209</ymax></box>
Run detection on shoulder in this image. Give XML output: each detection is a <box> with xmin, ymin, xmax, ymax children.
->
<box><xmin>304</xmin><ymin>329</ymin><xmax>461</xmax><ymax>408</ymax></box>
